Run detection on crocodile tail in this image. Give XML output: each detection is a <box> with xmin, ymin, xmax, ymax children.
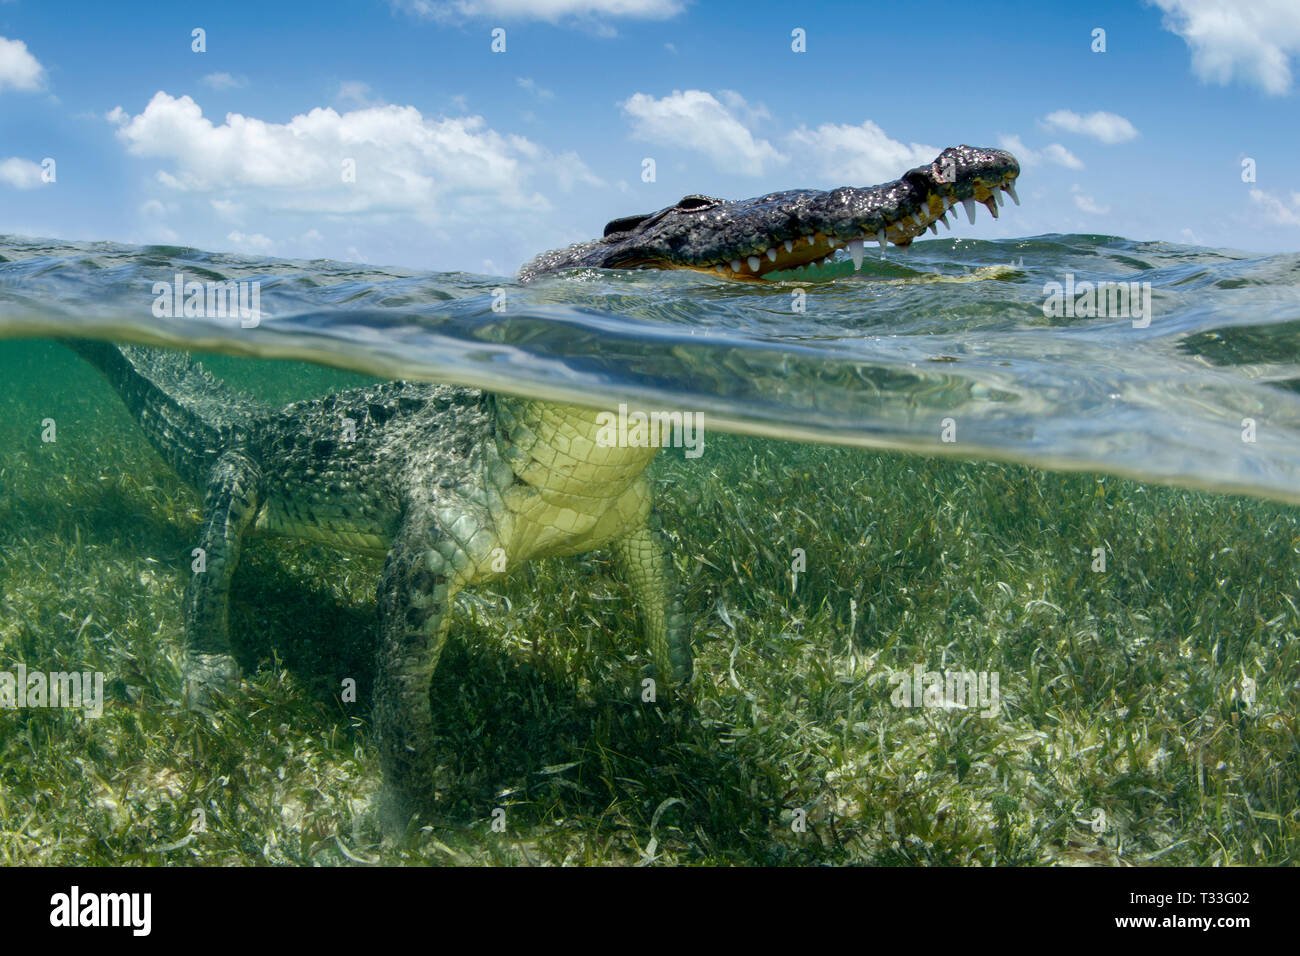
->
<box><xmin>62</xmin><ymin>339</ymin><xmax>265</xmax><ymax>489</ymax></box>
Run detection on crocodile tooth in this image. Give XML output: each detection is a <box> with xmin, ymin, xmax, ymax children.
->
<box><xmin>807</xmin><ymin>235</ymin><xmax>816</xmax><ymax>246</ymax></box>
<box><xmin>1004</xmin><ymin>182</ymin><xmax>1020</xmax><ymax>205</ymax></box>
<box><xmin>928</xmin><ymin>222</ymin><xmax>938</xmax><ymax>235</ymax></box>
<box><xmin>766</xmin><ymin>247</ymin><xmax>778</xmax><ymax>261</ymax></box>
<box><xmin>731</xmin><ymin>260</ymin><xmax>742</xmax><ymax>272</ymax></box>
<box><xmin>939</xmin><ymin>212</ymin><xmax>951</xmax><ymax>229</ymax></box>
<box><xmin>747</xmin><ymin>255</ymin><xmax>761</xmax><ymax>271</ymax></box>
<box><xmin>784</xmin><ymin>239</ymin><xmax>794</xmax><ymax>253</ymax></box>
<box><xmin>994</xmin><ymin>188</ymin><xmax>1005</xmax><ymax>207</ymax></box>
<box><xmin>983</xmin><ymin>197</ymin><xmax>999</xmax><ymax>218</ymax></box>
<box><xmin>847</xmin><ymin>238</ymin><xmax>864</xmax><ymax>270</ymax></box>
<box><xmin>876</xmin><ymin>228</ymin><xmax>887</xmax><ymax>252</ymax></box>
<box><xmin>962</xmin><ymin>198</ymin><xmax>977</xmax><ymax>224</ymax></box>
<box><xmin>913</xmin><ymin>212</ymin><xmax>926</xmax><ymax>227</ymax></box>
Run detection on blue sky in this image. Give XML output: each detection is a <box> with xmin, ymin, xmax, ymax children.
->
<box><xmin>1</xmin><ymin>0</ymin><xmax>1297</xmax><ymax>272</ymax></box>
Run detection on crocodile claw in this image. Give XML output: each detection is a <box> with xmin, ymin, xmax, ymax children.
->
<box><xmin>183</xmin><ymin>652</ymin><xmax>241</xmax><ymax>712</ymax></box>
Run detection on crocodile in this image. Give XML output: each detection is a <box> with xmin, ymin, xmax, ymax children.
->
<box><xmin>64</xmin><ymin>340</ymin><xmax>690</xmax><ymax>822</ymax></box>
<box><xmin>65</xmin><ymin>144</ymin><xmax>1019</xmax><ymax>821</ymax></box>
<box><xmin>520</xmin><ymin>145</ymin><xmax>1020</xmax><ymax>280</ymax></box>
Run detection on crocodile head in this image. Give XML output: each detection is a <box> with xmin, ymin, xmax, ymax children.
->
<box><xmin>519</xmin><ymin>145</ymin><xmax>1020</xmax><ymax>281</ymax></box>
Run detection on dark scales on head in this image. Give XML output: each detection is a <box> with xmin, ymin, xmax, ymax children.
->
<box><xmin>519</xmin><ymin>145</ymin><xmax>1021</xmax><ymax>281</ymax></box>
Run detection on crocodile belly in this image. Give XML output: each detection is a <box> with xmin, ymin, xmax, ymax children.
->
<box><xmin>255</xmin><ymin>495</ymin><xmax>395</xmax><ymax>555</ymax></box>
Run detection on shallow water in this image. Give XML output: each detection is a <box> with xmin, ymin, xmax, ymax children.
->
<box><xmin>3</xmin><ymin>233</ymin><xmax>1300</xmax><ymax>501</ymax></box>
<box><xmin>2</xmin><ymin>234</ymin><xmax>1299</xmax><ymax>865</ymax></box>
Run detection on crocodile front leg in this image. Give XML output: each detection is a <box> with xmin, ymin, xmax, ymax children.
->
<box><xmin>373</xmin><ymin>510</ymin><xmax>476</xmax><ymax>824</ymax></box>
<box><xmin>611</xmin><ymin>512</ymin><xmax>692</xmax><ymax>686</ymax></box>
<box><xmin>183</xmin><ymin>449</ymin><xmax>263</xmax><ymax>707</ymax></box>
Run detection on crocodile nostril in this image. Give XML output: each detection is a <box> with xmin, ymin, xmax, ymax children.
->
<box><xmin>903</xmin><ymin>169</ymin><xmax>936</xmax><ymax>193</ymax></box>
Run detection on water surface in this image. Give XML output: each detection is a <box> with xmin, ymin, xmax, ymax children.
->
<box><xmin>3</xmin><ymin>233</ymin><xmax>1299</xmax><ymax>501</ymax></box>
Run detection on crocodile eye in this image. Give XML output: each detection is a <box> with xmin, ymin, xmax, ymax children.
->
<box><xmin>675</xmin><ymin>195</ymin><xmax>719</xmax><ymax>212</ymax></box>
<box><xmin>603</xmin><ymin>213</ymin><xmax>652</xmax><ymax>237</ymax></box>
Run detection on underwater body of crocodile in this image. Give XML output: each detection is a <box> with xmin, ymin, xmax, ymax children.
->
<box><xmin>66</xmin><ymin>145</ymin><xmax>1019</xmax><ymax>821</ymax></box>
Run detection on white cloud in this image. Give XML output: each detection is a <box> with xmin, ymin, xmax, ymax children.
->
<box><xmin>1041</xmin><ymin>109</ymin><xmax>1139</xmax><ymax>144</ymax></box>
<box><xmin>1071</xmin><ymin>185</ymin><xmax>1110</xmax><ymax>215</ymax></box>
<box><xmin>621</xmin><ymin>89</ymin><xmax>785</xmax><ymax>176</ymax></box>
<box><xmin>336</xmin><ymin>81</ymin><xmax>380</xmax><ymax>108</ymax></box>
<box><xmin>395</xmin><ymin>0</ymin><xmax>684</xmax><ymax>22</ymax></box>
<box><xmin>0</xmin><ymin>35</ymin><xmax>44</xmax><ymax>92</ymax></box>
<box><xmin>998</xmin><ymin>134</ymin><xmax>1084</xmax><ymax>170</ymax></box>
<box><xmin>201</xmin><ymin>72</ymin><xmax>247</xmax><ymax>90</ymax></box>
<box><xmin>210</xmin><ymin>198</ymin><xmax>243</xmax><ymax>220</ymax></box>
<box><xmin>786</xmin><ymin>119</ymin><xmax>935</xmax><ymax>184</ymax></box>
<box><xmin>516</xmin><ymin>77</ymin><xmax>554</xmax><ymax>100</ymax></box>
<box><xmin>1042</xmin><ymin>143</ymin><xmax>1085</xmax><ymax>169</ymax></box>
<box><xmin>226</xmin><ymin>230</ymin><xmax>276</xmax><ymax>252</ymax></box>
<box><xmin>716</xmin><ymin>89</ymin><xmax>771</xmax><ymax>128</ymax></box>
<box><xmin>1248</xmin><ymin>188</ymin><xmax>1300</xmax><ymax>226</ymax></box>
<box><xmin>1151</xmin><ymin>0</ymin><xmax>1300</xmax><ymax>94</ymax></box>
<box><xmin>998</xmin><ymin>134</ymin><xmax>1031</xmax><ymax>157</ymax></box>
<box><xmin>108</xmin><ymin>92</ymin><xmax>601</xmax><ymax>225</ymax></box>
<box><xmin>0</xmin><ymin>156</ymin><xmax>44</xmax><ymax>188</ymax></box>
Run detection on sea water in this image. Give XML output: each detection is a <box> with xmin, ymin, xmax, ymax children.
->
<box><xmin>1</xmin><ymin>232</ymin><xmax>1297</xmax><ymax>865</ymax></box>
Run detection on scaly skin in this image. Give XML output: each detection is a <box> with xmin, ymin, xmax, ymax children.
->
<box><xmin>519</xmin><ymin>145</ymin><xmax>1020</xmax><ymax>281</ymax></box>
<box><xmin>65</xmin><ymin>147</ymin><xmax>1022</xmax><ymax>820</ymax></box>
<box><xmin>64</xmin><ymin>340</ymin><xmax>691</xmax><ymax>821</ymax></box>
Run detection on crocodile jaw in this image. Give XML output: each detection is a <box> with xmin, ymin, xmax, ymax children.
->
<box><xmin>520</xmin><ymin>145</ymin><xmax>1021</xmax><ymax>281</ymax></box>
<box><xmin>663</xmin><ymin>148</ymin><xmax>1021</xmax><ymax>279</ymax></box>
